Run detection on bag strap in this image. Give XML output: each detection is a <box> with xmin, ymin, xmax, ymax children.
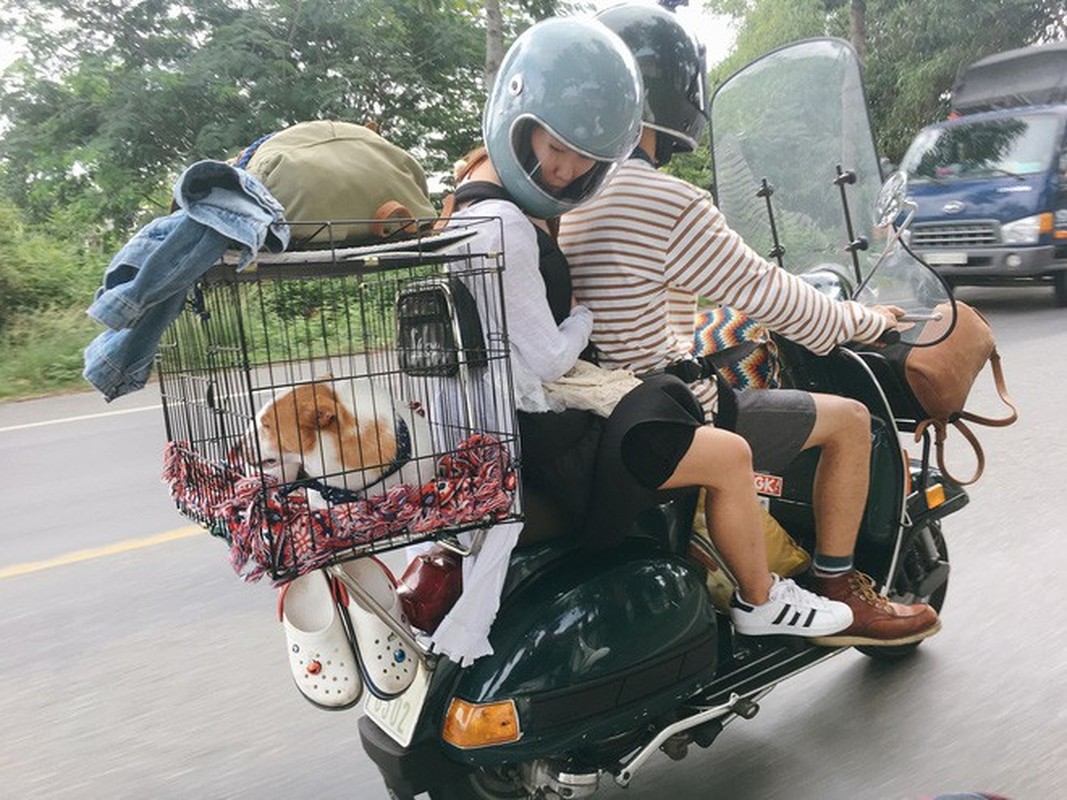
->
<box><xmin>436</xmin><ymin>193</ymin><xmax>456</xmax><ymax>230</ymax></box>
<box><xmin>915</xmin><ymin>417</ymin><xmax>986</xmax><ymax>486</ymax></box>
<box><xmin>233</xmin><ymin>131</ymin><xmax>277</xmax><ymax>168</ymax></box>
<box><xmin>957</xmin><ymin>346</ymin><xmax>1019</xmax><ymax>428</ymax></box>
<box><xmin>370</xmin><ymin>200</ymin><xmax>418</xmax><ymax>238</ymax></box>
<box><xmin>434</xmin><ymin>147</ymin><xmax>492</xmax><ymax>230</ymax></box>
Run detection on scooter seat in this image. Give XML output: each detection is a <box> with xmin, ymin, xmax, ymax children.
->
<box><xmin>629</xmin><ymin>490</ymin><xmax>700</xmax><ymax>557</ymax></box>
<box><xmin>503</xmin><ymin>489</ymin><xmax>699</xmax><ymax>601</ymax></box>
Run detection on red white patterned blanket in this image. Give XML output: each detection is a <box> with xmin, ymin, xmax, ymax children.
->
<box><xmin>162</xmin><ymin>433</ymin><xmax>517</xmax><ymax>584</ymax></box>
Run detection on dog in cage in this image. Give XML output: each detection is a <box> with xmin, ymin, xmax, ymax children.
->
<box><xmin>239</xmin><ymin>376</ymin><xmax>431</xmax><ymax>508</ymax></box>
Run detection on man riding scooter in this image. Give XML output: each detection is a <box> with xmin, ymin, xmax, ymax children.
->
<box><xmin>559</xmin><ymin>3</ymin><xmax>940</xmax><ymax>647</ymax></box>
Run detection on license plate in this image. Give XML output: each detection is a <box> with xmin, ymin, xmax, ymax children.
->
<box><xmin>362</xmin><ymin>662</ymin><xmax>432</xmax><ymax>747</ymax></box>
<box><xmin>923</xmin><ymin>251</ymin><xmax>968</xmax><ymax>265</ymax></box>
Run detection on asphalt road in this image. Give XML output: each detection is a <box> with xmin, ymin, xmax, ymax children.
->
<box><xmin>2</xmin><ymin>285</ymin><xmax>1065</xmax><ymax>800</ymax></box>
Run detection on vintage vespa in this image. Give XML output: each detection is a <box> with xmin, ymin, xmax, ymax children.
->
<box><xmin>357</xmin><ymin>38</ymin><xmax>965</xmax><ymax>799</ymax></box>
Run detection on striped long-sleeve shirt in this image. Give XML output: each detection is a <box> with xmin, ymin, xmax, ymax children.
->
<box><xmin>558</xmin><ymin>158</ymin><xmax>886</xmax><ymax>413</ymax></box>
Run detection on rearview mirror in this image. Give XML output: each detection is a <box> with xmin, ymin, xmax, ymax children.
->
<box><xmin>874</xmin><ymin>170</ymin><xmax>909</xmax><ymax>228</ymax></box>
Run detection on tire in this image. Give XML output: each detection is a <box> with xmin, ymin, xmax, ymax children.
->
<box><xmin>428</xmin><ymin>767</ymin><xmax>533</xmax><ymax>800</ymax></box>
<box><xmin>1053</xmin><ymin>270</ymin><xmax>1067</xmax><ymax>308</ymax></box>
<box><xmin>857</xmin><ymin>522</ymin><xmax>949</xmax><ymax>661</ymax></box>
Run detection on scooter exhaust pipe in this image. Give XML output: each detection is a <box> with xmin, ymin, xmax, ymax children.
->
<box><xmin>521</xmin><ymin>761</ymin><xmax>600</xmax><ymax>799</ymax></box>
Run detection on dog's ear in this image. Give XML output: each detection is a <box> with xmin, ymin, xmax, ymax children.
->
<box><xmin>306</xmin><ymin>382</ymin><xmax>340</xmax><ymax>429</ymax></box>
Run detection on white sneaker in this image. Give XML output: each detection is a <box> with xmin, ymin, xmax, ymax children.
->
<box><xmin>730</xmin><ymin>574</ymin><xmax>853</xmax><ymax>637</ymax></box>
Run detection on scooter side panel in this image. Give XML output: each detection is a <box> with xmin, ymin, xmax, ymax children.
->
<box><xmin>448</xmin><ymin>543</ymin><xmax>718</xmax><ymax>763</ymax></box>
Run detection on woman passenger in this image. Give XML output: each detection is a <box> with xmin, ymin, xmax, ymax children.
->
<box><xmin>447</xmin><ymin>17</ymin><xmax>853</xmax><ymax>640</ymax></box>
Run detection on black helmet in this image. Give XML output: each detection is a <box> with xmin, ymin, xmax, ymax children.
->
<box><xmin>597</xmin><ymin>3</ymin><xmax>708</xmax><ymax>157</ymax></box>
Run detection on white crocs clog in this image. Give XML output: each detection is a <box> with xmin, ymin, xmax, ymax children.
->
<box><xmin>334</xmin><ymin>557</ymin><xmax>417</xmax><ymax>700</ymax></box>
<box><xmin>279</xmin><ymin>570</ymin><xmax>363</xmax><ymax>710</ymax></box>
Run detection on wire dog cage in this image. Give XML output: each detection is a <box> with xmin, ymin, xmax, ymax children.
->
<box><xmin>158</xmin><ymin>219</ymin><xmax>521</xmax><ymax>583</ymax></box>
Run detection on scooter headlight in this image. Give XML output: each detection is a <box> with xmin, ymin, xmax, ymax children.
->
<box><xmin>1001</xmin><ymin>212</ymin><xmax>1052</xmax><ymax>244</ymax></box>
<box><xmin>442</xmin><ymin>698</ymin><xmax>522</xmax><ymax>748</ymax></box>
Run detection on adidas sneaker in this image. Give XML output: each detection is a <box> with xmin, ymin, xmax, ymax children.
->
<box><xmin>730</xmin><ymin>574</ymin><xmax>853</xmax><ymax>638</ymax></box>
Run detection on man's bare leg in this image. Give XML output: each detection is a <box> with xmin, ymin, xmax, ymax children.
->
<box><xmin>804</xmin><ymin>393</ymin><xmax>871</xmax><ymax>561</ymax></box>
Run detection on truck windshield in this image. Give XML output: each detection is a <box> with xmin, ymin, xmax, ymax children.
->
<box><xmin>901</xmin><ymin>112</ymin><xmax>1061</xmax><ymax>182</ymax></box>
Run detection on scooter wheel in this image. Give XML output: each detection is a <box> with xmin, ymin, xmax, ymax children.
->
<box><xmin>428</xmin><ymin>767</ymin><xmax>531</xmax><ymax>800</ymax></box>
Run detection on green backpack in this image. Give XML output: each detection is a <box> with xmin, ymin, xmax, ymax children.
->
<box><xmin>240</xmin><ymin>120</ymin><xmax>438</xmax><ymax>247</ymax></box>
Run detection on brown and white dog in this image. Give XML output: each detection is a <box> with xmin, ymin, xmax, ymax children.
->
<box><xmin>241</xmin><ymin>378</ymin><xmax>430</xmax><ymax>507</ymax></box>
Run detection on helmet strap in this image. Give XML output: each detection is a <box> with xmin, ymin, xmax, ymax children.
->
<box><xmin>654</xmin><ymin>134</ymin><xmax>675</xmax><ymax>168</ymax></box>
<box><xmin>633</xmin><ymin>129</ymin><xmax>674</xmax><ymax>169</ymax></box>
<box><xmin>631</xmin><ymin>146</ymin><xmax>656</xmax><ymax>167</ymax></box>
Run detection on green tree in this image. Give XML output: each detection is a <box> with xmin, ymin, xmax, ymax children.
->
<box><xmin>704</xmin><ymin>0</ymin><xmax>1067</xmax><ymax>162</ymax></box>
<box><xmin>0</xmin><ymin>0</ymin><xmax>574</xmax><ymax>243</ymax></box>
<box><xmin>707</xmin><ymin>0</ymin><xmax>831</xmax><ymax>83</ymax></box>
<box><xmin>864</xmin><ymin>0</ymin><xmax>1066</xmax><ymax>162</ymax></box>
<box><xmin>0</xmin><ymin>0</ymin><xmax>490</xmax><ymax>238</ymax></box>
<box><xmin>0</xmin><ymin>199</ymin><xmax>101</xmax><ymax>329</ymax></box>
<box><xmin>0</xmin><ymin>0</ymin><xmax>572</xmax><ymax>398</ymax></box>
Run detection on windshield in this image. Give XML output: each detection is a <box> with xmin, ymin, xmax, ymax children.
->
<box><xmin>901</xmin><ymin>112</ymin><xmax>1061</xmax><ymax>182</ymax></box>
<box><xmin>711</xmin><ymin>38</ymin><xmax>953</xmax><ymax>347</ymax></box>
<box><xmin>711</xmin><ymin>39</ymin><xmax>881</xmax><ymax>273</ymax></box>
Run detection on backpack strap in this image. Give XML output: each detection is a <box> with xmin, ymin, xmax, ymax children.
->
<box><xmin>434</xmin><ymin>179</ymin><xmax>509</xmax><ymax>230</ymax></box>
<box><xmin>452</xmin><ymin>180</ymin><xmax>513</xmax><ymax>206</ymax></box>
<box><xmin>370</xmin><ymin>200</ymin><xmax>417</xmax><ymax>238</ymax></box>
<box><xmin>434</xmin><ymin>147</ymin><xmax>492</xmax><ymax>230</ymax></box>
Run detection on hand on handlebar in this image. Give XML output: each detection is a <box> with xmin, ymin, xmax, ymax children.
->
<box><xmin>867</xmin><ymin>304</ymin><xmax>911</xmax><ymax>345</ymax></box>
<box><xmin>873</xmin><ymin>304</ymin><xmax>915</xmax><ymax>334</ymax></box>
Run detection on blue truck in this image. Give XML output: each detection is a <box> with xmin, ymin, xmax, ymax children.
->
<box><xmin>899</xmin><ymin>42</ymin><xmax>1067</xmax><ymax>306</ymax></box>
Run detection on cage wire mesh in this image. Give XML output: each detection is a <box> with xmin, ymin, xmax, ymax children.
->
<box><xmin>158</xmin><ymin>220</ymin><xmax>521</xmax><ymax>583</ymax></box>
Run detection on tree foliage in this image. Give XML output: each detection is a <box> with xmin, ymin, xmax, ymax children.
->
<box><xmin>705</xmin><ymin>0</ymin><xmax>1067</xmax><ymax>162</ymax></box>
<box><xmin>0</xmin><ymin>0</ymin><xmax>568</xmax><ymax>239</ymax></box>
<box><xmin>0</xmin><ymin>199</ymin><xmax>100</xmax><ymax>330</ymax></box>
<box><xmin>0</xmin><ymin>0</ymin><xmax>567</xmax><ymax>395</ymax></box>
<box><xmin>865</xmin><ymin>0</ymin><xmax>1067</xmax><ymax>162</ymax></box>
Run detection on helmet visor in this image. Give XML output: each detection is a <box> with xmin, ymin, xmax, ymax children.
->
<box><xmin>512</xmin><ymin>117</ymin><xmax>619</xmax><ymax>210</ymax></box>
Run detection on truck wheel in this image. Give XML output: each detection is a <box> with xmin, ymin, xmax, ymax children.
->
<box><xmin>1054</xmin><ymin>270</ymin><xmax>1067</xmax><ymax>307</ymax></box>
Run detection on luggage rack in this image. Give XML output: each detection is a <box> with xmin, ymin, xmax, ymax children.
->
<box><xmin>157</xmin><ymin>219</ymin><xmax>522</xmax><ymax>584</ymax></box>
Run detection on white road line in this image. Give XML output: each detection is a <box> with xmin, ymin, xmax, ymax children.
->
<box><xmin>0</xmin><ymin>403</ymin><xmax>162</xmax><ymax>433</ymax></box>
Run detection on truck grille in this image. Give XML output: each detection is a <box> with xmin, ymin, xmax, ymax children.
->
<box><xmin>911</xmin><ymin>221</ymin><xmax>998</xmax><ymax>248</ymax></box>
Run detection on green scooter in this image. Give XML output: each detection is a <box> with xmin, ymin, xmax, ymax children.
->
<box><xmin>359</xmin><ymin>38</ymin><xmax>967</xmax><ymax>799</ymax></box>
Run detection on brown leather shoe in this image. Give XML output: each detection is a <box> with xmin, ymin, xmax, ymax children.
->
<box><xmin>808</xmin><ymin>570</ymin><xmax>941</xmax><ymax>646</ymax></box>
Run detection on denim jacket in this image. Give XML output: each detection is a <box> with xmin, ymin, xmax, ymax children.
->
<box><xmin>83</xmin><ymin>160</ymin><xmax>289</xmax><ymax>401</ymax></box>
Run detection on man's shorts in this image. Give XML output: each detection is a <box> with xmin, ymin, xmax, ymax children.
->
<box><xmin>734</xmin><ymin>388</ymin><xmax>816</xmax><ymax>474</ymax></box>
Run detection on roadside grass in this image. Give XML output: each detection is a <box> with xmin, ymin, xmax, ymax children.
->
<box><xmin>0</xmin><ymin>307</ymin><xmax>100</xmax><ymax>400</ymax></box>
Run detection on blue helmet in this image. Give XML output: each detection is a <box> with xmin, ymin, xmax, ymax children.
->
<box><xmin>483</xmin><ymin>17</ymin><xmax>644</xmax><ymax>218</ymax></box>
